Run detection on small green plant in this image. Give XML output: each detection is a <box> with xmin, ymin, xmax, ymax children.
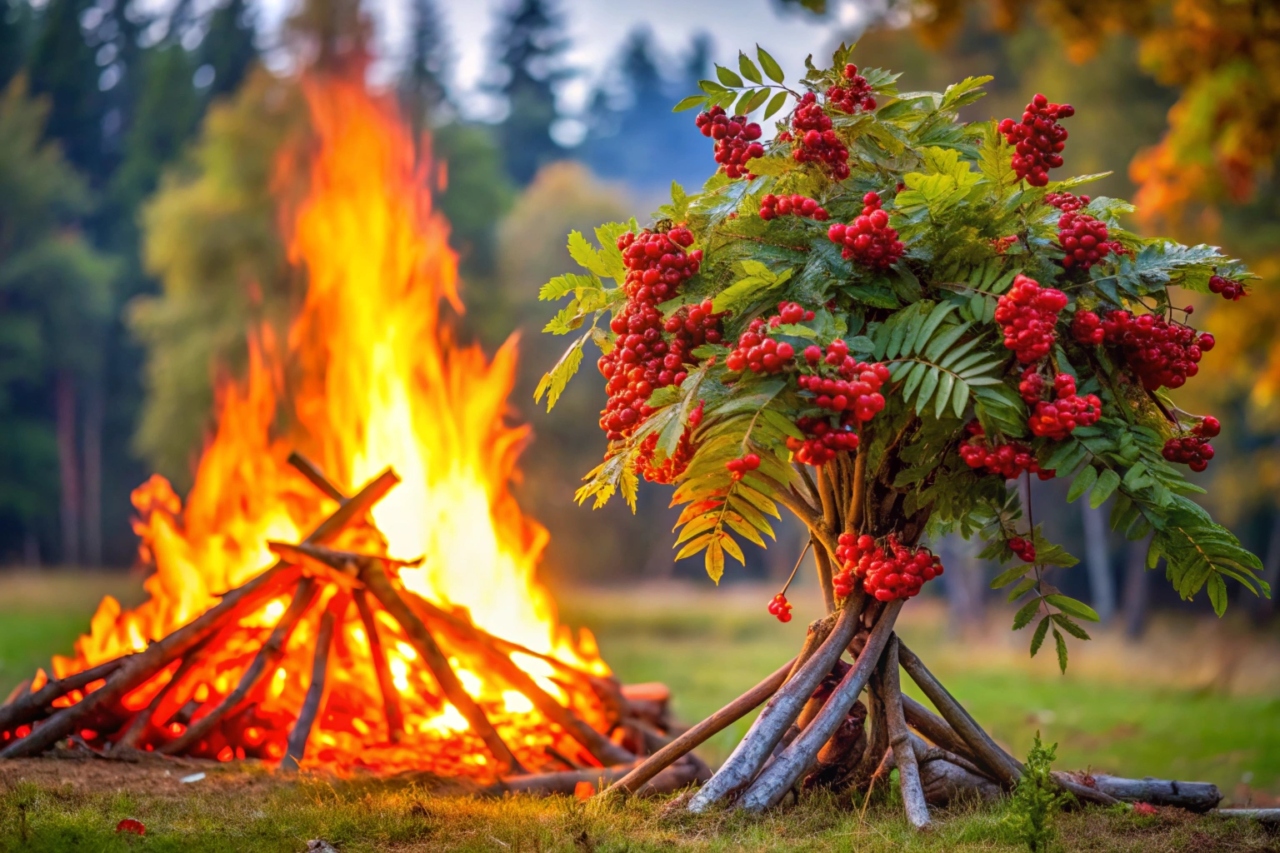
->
<box><xmin>1006</xmin><ymin>733</ymin><xmax>1071</xmax><ymax>853</ymax></box>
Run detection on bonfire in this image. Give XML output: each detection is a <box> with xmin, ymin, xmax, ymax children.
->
<box><xmin>0</xmin><ymin>76</ymin><xmax>699</xmax><ymax>793</ymax></box>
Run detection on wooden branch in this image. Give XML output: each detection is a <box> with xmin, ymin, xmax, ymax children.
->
<box><xmin>897</xmin><ymin>642</ymin><xmax>1023</xmax><ymax>787</ymax></box>
<box><xmin>601</xmin><ymin>658</ymin><xmax>796</xmax><ymax>798</ymax></box>
<box><xmin>881</xmin><ymin>638</ymin><xmax>930</xmax><ymax>829</ymax></box>
<box><xmin>352</xmin><ymin>589</ymin><xmax>404</xmax><ymax>744</ymax></box>
<box><xmin>902</xmin><ymin>694</ymin><xmax>979</xmax><ymax>764</ymax></box>
<box><xmin>686</xmin><ymin>600</ymin><xmax>863</xmax><ymax>813</ymax></box>
<box><xmin>281</xmin><ymin>595</ymin><xmax>345</xmax><ymax>771</ymax></box>
<box><xmin>918</xmin><ymin>754</ymin><xmax>1004</xmax><ymax>806</ymax></box>
<box><xmin>1</xmin><ymin>564</ymin><xmax>297</xmax><ymax>758</ymax></box>
<box><xmin>812</xmin><ymin>538</ymin><xmax>837</xmax><ymax>614</ymax></box>
<box><xmin>359</xmin><ymin>560</ymin><xmax>525</xmax><ymax>775</ymax></box>
<box><xmin>162</xmin><ymin>578</ymin><xmax>319</xmax><ymax>754</ymax></box>
<box><xmin>848</xmin><ymin>449</ymin><xmax>867</xmax><ymax>537</ymax></box>
<box><xmin>0</xmin><ymin>656</ymin><xmax>130</xmax><ymax>735</ymax></box>
<box><xmin>1058</xmin><ymin>772</ymin><xmax>1222</xmax><ymax>812</ymax></box>
<box><xmin>908</xmin><ymin>732</ymin><xmax>990</xmax><ymax>781</ymax></box>
<box><xmin>497</xmin><ymin>756</ymin><xmax>704</xmax><ymax>798</ymax></box>
<box><xmin>1212</xmin><ymin>809</ymin><xmax>1280</xmax><ymax>823</ymax></box>
<box><xmin>817</xmin><ymin>464</ymin><xmax>838</xmax><ymax>535</ymax></box>
<box><xmin>117</xmin><ymin>635</ymin><xmax>214</xmax><ymax>748</ymax></box>
<box><xmin>3</xmin><ymin>680</ymin><xmax>31</xmax><ymax>708</ymax></box>
<box><xmin>736</xmin><ymin>599</ymin><xmax>904</xmax><ymax>812</ymax></box>
<box><xmin>286</xmin><ymin>452</ymin><xmax>346</xmax><ymax>502</ymax></box>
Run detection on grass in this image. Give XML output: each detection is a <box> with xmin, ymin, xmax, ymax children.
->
<box><xmin>1</xmin><ymin>570</ymin><xmax>1279</xmax><ymax>851</ymax></box>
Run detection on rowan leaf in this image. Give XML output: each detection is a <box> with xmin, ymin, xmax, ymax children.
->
<box><xmin>757</xmin><ymin>45</ymin><xmax>785</xmax><ymax>83</ymax></box>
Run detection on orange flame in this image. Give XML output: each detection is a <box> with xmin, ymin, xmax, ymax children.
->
<box><xmin>45</xmin><ymin>77</ymin><xmax>609</xmax><ymax>776</ymax></box>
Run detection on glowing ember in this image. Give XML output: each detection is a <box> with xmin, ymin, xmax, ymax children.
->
<box><xmin>19</xmin><ymin>77</ymin><xmax>611</xmax><ymax>777</ymax></box>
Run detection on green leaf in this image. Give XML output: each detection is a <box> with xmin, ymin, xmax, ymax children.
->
<box><xmin>1067</xmin><ymin>466</ymin><xmax>1098</xmax><ymax>503</ymax></box>
<box><xmin>716</xmin><ymin>65</ymin><xmax>744</xmax><ymax>88</ymax></box>
<box><xmin>1012</xmin><ymin>597</ymin><xmax>1041</xmax><ymax>631</ymax></box>
<box><xmin>757</xmin><ymin>45</ymin><xmax>785</xmax><ymax>83</ymax></box>
<box><xmin>1090</xmin><ymin>469</ymin><xmax>1121</xmax><ymax>509</ymax></box>
<box><xmin>1051</xmin><ymin>613</ymin><xmax>1091</xmax><ymax>641</ymax></box>
<box><xmin>1045</xmin><ymin>594</ymin><xmax>1101</xmax><ymax>623</ymax></box>
<box><xmin>1053</xmin><ymin>627</ymin><xmax>1069</xmax><ymax>673</ymax></box>
<box><xmin>673</xmin><ymin>95</ymin><xmax>707</xmax><ymax>113</ymax></box>
<box><xmin>992</xmin><ymin>562</ymin><xmax>1033</xmax><ymax>589</ymax></box>
<box><xmin>1207</xmin><ymin>574</ymin><xmax>1229</xmax><ymax>616</ymax></box>
<box><xmin>738</xmin><ymin>52</ymin><xmax>762</xmax><ymax>84</ymax></box>
<box><xmin>567</xmin><ymin>230</ymin><xmax>611</xmax><ymax>278</ymax></box>
<box><xmin>763</xmin><ymin>90</ymin><xmax>788</xmax><ymax>120</ymax></box>
<box><xmin>1029</xmin><ymin>616</ymin><xmax>1051</xmax><ymax>657</ymax></box>
<box><xmin>538</xmin><ymin>273</ymin><xmax>596</xmax><ymax>302</ymax></box>
<box><xmin>741</xmin><ymin>87</ymin><xmax>771</xmax><ymax>115</ymax></box>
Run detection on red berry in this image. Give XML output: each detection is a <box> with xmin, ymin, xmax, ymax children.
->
<box><xmin>828</xmin><ymin>192</ymin><xmax>904</xmax><ymax>270</ymax></box>
<box><xmin>696</xmin><ymin>106</ymin><xmax>764</xmax><ymax>179</ymax></box>
<box><xmin>1001</xmin><ymin>95</ymin><xmax>1072</xmax><ymax>185</ymax></box>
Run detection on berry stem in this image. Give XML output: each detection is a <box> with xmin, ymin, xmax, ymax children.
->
<box><xmin>779</xmin><ymin>540</ymin><xmax>812</xmax><ymax>598</ymax></box>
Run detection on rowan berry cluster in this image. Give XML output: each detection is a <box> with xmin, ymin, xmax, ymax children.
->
<box><xmin>1208</xmin><ymin>274</ymin><xmax>1247</xmax><ymax>301</ymax></box>
<box><xmin>726</xmin><ymin>318</ymin><xmax>797</xmax><ymax>375</ymax></box>
<box><xmin>1058</xmin><ymin>211</ymin><xmax>1124</xmax><ymax>271</ymax></box>
<box><xmin>1009</xmin><ymin>536</ymin><xmax>1037</xmax><ymax>563</ymax></box>
<box><xmin>787</xmin><ymin>419</ymin><xmax>860</xmax><ymax>466</ymax></box>
<box><xmin>767</xmin><ymin>592</ymin><xmax>793</xmax><ymax>623</ymax></box>
<box><xmin>1046</xmin><ymin>192</ymin><xmax>1090</xmax><ymax>213</ymax></box>
<box><xmin>826</xmin><ymin>63</ymin><xmax>876</xmax><ymax>114</ymax></box>
<box><xmin>833</xmin><ymin>533</ymin><xmax>943</xmax><ymax>602</ymax></box>
<box><xmin>999</xmin><ymin>94</ymin><xmax>1074</xmax><ymax>186</ymax></box>
<box><xmin>1087</xmin><ymin>310</ymin><xmax>1213</xmax><ymax>391</ymax></box>
<box><xmin>959</xmin><ymin>422</ymin><xmax>1052</xmax><ymax>480</ymax></box>
<box><xmin>599</xmin><ymin>228</ymin><xmax>709</xmax><ymax>442</ymax></box>
<box><xmin>827</xmin><ymin>192</ymin><xmax>904</xmax><ymax>270</ymax></box>
<box><xmin>635</xmin><ymin>402</ymin><xmax>704</xmax><ymax>484</ymax></box>
<box><xmin>797</xmin><ymin>360</ymin><xmax>889</xmax><ymax>421</ymax></box>
<box><xmin>696</xmin><ymin>106</ymin><xmax>764</xmax><ymax>179</ymax></box>
<box><xmin>995</xmin><ymin>274</ymin><xmax>1068</xmax><ymax>364</ymax></box>
<box><xmin>1071</xmin><ymin>310</ymin><xmax>1105</xmax><ymax>346</ymax></box>
<box><xmin>1162</xmin><ymin>416</ymin><xmax>1219</xmax><ymax>473</ymax></box>
<box><xmin>790</xmin><ymin>92</ymin><xmax>850</xmax><ymax>180</ymax></box>
<box><xmin>725</xmin><ymin>451</ymin><xmax>761</xmax><ymax>481</ymax></box>
<box><xmin>772</xmin><ymin>301</ymin><xmax>816</xmax><ymax>327</ymax></box>
<box><xmin>760</xmin><ymin>193</ymin><xmax>829</xmax><ymax>221</ymax></box>
<box><xmin>1028</xmin><ymin>373</ymin><xmax>1102</xmax><ymax>441</ymax></box>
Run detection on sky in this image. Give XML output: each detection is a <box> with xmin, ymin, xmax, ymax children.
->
<box><xmin>251</xmin><ymin>0</ymin><xmax>876</xmax><ymax>130</ymax></box>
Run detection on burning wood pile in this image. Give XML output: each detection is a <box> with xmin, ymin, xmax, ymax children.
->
<box><xmin>0</xmin><ymin>76</ymin><xmax>702</xmax><ymax>794</ymax></box>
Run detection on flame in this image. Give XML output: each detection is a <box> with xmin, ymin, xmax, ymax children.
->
<box><xmin>35</xmin><ymin>77</ymin><xmax>610</xmax><ymax>777</ymax></box>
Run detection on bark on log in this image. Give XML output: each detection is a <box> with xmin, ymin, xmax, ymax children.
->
<box><xmin>0</xmin><ymin>657</ymin><xmax>129</xmax><ymax>734</ymax></box>
<box><xmin>919</xmin><ymin>756</ymin><xmax>1004</xmax><ymax>806</ymax></box>
<box><xmin>360</xmin><ymin>561</ymin><xmax>525</xmax><ymax>774</ymax></box>
<box><xmin>600</xmin><ymin>656</ymin><xmax>796</xmax><ymax>797</ymax></box>
<box><xmin>352</xmin><ymin>589</ymin><xmax>404</xmax><ymax>744</ymax></box>
<box><xmin>881</xmin><ymin>638</ymin><xmax>930</xmax><ymax>829</ymax></box>
<box><xmin>902</xmin><ymin>695</ymin><xmax>978</xmax><ymax>764</ymax></box>
<box><xmin>1059</xmin><ymin>773</ymin><xmax>1222</xmax><ymax>812</ymax></box>
<box><xmin>281</xmin><ymin>595</ymin><xmax>343</xmax><ymax>771</ymax></box>
<box><xmin>685</xmin><ymin>602</ymin><xmax>862</xmax><ymax>812</ymax></box>
<box><xmin>736</xmin><ymin>600</ymin><xmax>904</xmax><ymax>811</ymax></box>
<box><xmin>1212</xmin><ymin>809</ymin><xmax>1280</xmax><ymax>823</ymax></box>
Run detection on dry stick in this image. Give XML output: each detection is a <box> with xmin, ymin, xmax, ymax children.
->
<box><xmin>881</xmin><ymin>638</ymin><xmax>931</xmax><ymax>829</ymax></box>
<box><xmin>902</xmin><ymin>695</ymin><xmax>979</xmax><ymax>765</ymax></box>
<box><xmin>599</xmin><ymin>655</ymin><xmax>796</xmax><ymax>798</ymax></box>
<box><xmin>281</xmin><ymin>595</ymin><xmax>345</xmax><ymax>771</ymax></box>
<box><xmin>0</xmin><ymin>656</ymin><xmax>130</xmax><ymax>734</ymax></box>
<box><xmin>736</xmin><ymin>599</ymin><xmax>904</xmax><ymax>812</ymax></box>
<box><xmin>1059</xmin><ymin>773</ymin><xmax>1221</xmax><ymax>812</ymax></box>
<box><xmin>352</xmin><ymin>589</ymin><xmax>405</xmax><ymax>744</ymax></box>
<box><xmin>359</xmin><ymin>560</ymin><xmax>525</xmax><ymax>775</ymax></box>
<box><xmin>1</xmin><ymin>470</ymin><xmax>398</xmax><ymax>760</ymax></box>
<box><xmin>162</xmin><ymin>578</ymin><xmax>320</xmax><ymax>754</ymax></box>
<box><xmin>286</xmin><ymin>451</ymin><xmax>346</xmax><ymax>502</ymax></box>
<box><xmin>685</xmin><ymin>602</ymin><xmax>864</xmax><ymax>813</ymax></box>
<box><xmin>397</xmin><ymin>587</ymin><xmax>633</xmax><ymax>767</ymax></box>
<box><xmin>0</xmin><ymin>565</ymin><xmax>296</xmax><ymax>759</ymax></box>
<box><xmin>848</xmin><ymin>449</ymin><xmax>867</xmax><ymax>538</ymax></box>
<box><xmin>499</xmin><ymin>756</ymin><xmax>704</xmax><ymax>797</ymax></box>
<box><xmin>896</xmin><ymin>642</ymin><xmax>1023</xmax><ymax>787</ymax></box>
<box><xmin>117</xmin><ymin>635</ymin><xmax>214</xmax><ymax>748</ymax></box>
<box><xmin>3</xmin><ymin>680</ymin><xmax>31</xmax><ymax>708</ymax></box>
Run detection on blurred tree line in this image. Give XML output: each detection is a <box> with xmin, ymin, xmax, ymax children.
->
<box><xmin>1</xmin><ymin>0</ymin><xmax>1276</xmax><ymax>632</ymax></box>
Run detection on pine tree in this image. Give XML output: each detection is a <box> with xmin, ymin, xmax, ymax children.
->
<box><xmin>25</xmin><ymin>0</ymin><xmax>104</xmax><ymax>176</ymax></box>
<box><xmin>400</xmin><ymin>0</ymin><xmax>450</xmax><ymax>129</ymax></box>
<box><xmin>488</xmin><ymin>0</ymin><xmax>572</xmax><ymax>185</ymax></box>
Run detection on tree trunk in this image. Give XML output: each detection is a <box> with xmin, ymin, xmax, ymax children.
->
<box><xmin>1081</xmin><ymin>502</ymin><xmax>1115</xmax><ymax>624</ymax></box>
<box><xmin>55</xmin><ymin>370</ymin><xmax>82</xmax><ymax>567</ymax></box>
<box><xmin>1121</xmin><ymin>535</ymin><xmax>1151</xmax><ymax>640</ymax></box>
<box><xmin>81</xmin><ymin>376</ymin><xmax>104</xmax><ymax>567</ymax></box>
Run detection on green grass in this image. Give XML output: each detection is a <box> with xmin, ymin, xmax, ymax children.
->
<box><xmin>2</xmin><ymin>571</ymin><xmax>1278</xmax><ymax>851</ymax></box>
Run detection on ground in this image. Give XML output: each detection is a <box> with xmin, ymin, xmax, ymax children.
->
<box><xmin>1</xmin><ymin>571</ymin><xmax>1278</xmax><ymax>851</ymax></box>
